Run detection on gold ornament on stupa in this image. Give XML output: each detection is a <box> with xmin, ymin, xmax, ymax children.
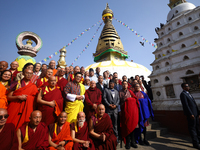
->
<box><xmin>168</xmin><ymin>0</ymin><xmax>187</xmax><ymax>9</ymax></box>
<box><xmin>93</xmin><ymin>3</ymin><xmax>128</xmax><ymax>62</ymax></box>
<box><xmin>57</xmin><ymin>46</ymin><xmax>67</xmax><ymax>68</ymax></box>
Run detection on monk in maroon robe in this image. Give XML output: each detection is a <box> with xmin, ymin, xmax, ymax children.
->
<box><xmin>37</xmin><ymin>76</ymin><xmax>63</xmax><ymax>126</ymax></box>
<box><xmin>85</xmin><ymin>81</ymin><xmax>102</xmax><ymax>121</ymax></box>
<box><xmin>119</xmin><ymin>80</ymin><xmax>139</xmax><ymax>149</ymax></box>
<box><xmin>49</xmin><ymin>111</ymin><xmax>73</xmax><ymax>150</ymax></box>
<box><xmin>7</xmin><ymin>69</ymin><xmax>38</xmax><ymax>130</ymax></box>
<box><xmin>56</xmin><ymin>68</ymin><xmax>68</xmax><ymax>92</ymax></box>
<box><xmin>17</xmin><ymin>110</ymin><xmax>49</xmax><ymax>150</ymax></box>
<box><xmin>89</xmin><ymin>104</ymin><xmax>117</xmax><ymax>150</ymax></box>
<box><xmin>36</xmin><ymin>68</ymin><xmax>53</xmax><ymax>88</ymax></box>
<box><xmin>0</xmin><ymin>108</ymin><xmax>18</xmax><ymax>150</ymax></box>
<box><xmin>71</xmin><ymin>112</ymin><xmax>95</xmax><ymax>150</ymax></box>
<box><xmin>9</xmin><ymin>61</ymin><xmax>20</xmax><ymax>82</ymax></box>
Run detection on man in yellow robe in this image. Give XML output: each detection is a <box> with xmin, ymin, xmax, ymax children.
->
<box><xmin>64</xmin><ymin>72</ymin><xmax>85</xmax><ymax>123</ymax></box>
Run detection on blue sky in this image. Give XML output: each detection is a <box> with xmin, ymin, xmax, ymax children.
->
<box><xmin>0</xmin><ymin>0</ymin><xmax>199</xmax><ymax>71</ymax></box>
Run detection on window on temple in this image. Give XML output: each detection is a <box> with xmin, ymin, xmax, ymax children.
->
<box><xmin>158</xmin><ymin>54</ymin><xmax>161</xmax><ymax>58</ymax></box>
<box><xmin>186</xmin><ymin>70</ymin><xmax>194</xmax><ymax>75</ymax></box>
<box><xmin>168</xmin><ymin>27</ymin><xmax>171</xmax><ymax>31</ymax></box>
<box><xmin>183</xmin><ymin>75</ymin><xmax>200</xmax><ymax>93</ymax></box>
<box><xmin>165</xmin><ymin>84</ymin><xmax>176</xmax><ymax>98</ymax></box>
<box><xmin>167</xmin><ymin>38</ymin><xmax>171</xmax><ymax>42</ymax></box>
<box><xmin>175</xmin><ymin>10</ymin><xmax>178</xmax><ymax>14</ymax></box>
<box><xmin>165</xmin><ymin>62</ymin><xmax>170</xmax><ymax>66</ymax></box>
<box><xmin>183</xmin><ymin>55</ymin><xmax>189</xmax><ymax>61</ymax></box>
<box><xmin>161</xmin><ymin>32</ymin><xmax>164</xmax><ymax>36</ymax></box>
<box><xmin>159</xmin><ymin>42</ymin><xmax>163</xmax><ymax>46</ymax></box>
<box><xmin>179</xmin><ymin>32</ymin><xmax>183</xmax><ymax>36</ymax></box>
<box><xmin>166</xmin><ymin>50</ymin><xmax>170</xmax><ymax>54</ymax></box>
<box><xmin>165</xmin><ymin>76</ymin><xmax>170</xmax><ymax>81</ymax></box>
<box><xmin>181</xmin><ymin>44</ymin><xmax>186</xmax><ymax>48</ymax></box>
<box><xmin>194</xmin><ymin>26</ymin><xmax>199</xmax><ymax>30</ymax></box>
<box><xmin>188</xmin><ymin>17</ymin><xmax>192</xmax><ymax>21</ymax></box>
<box><xmin>154</xmin><ymin>79</ymin><xmax>158</xmax><ymax>84</ymax></box>
<box><xmin>156</xmin><ymin>91</ymin><xmax>161</xmax><ymax>96</ymax></box>
<box><xmin>155</xmin><ymin>66</ymin><xmax>159</xmax><ymax>70</ymax></box>
<box><xmin>177</xmin><ymin>22</ymin><xmax>180</xmax><ymax>26</ymax></box>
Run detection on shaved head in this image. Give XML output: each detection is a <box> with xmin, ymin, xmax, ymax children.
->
<box><xmin>0</xmin><ymin>108</ymin><xmax>7</xmax><ymax>114</ymax></box>
<box><xmin>0</xmin><ymin>61</ymin><xmax>8</xmax><ymax>72</ymax></box>
<box><xmin>30</xmin><ymin>110</ymin><xmax>42</xmax><ymax>126</ymax></box>
<box><xmin>0</xmin><ymin>108</ymin><xmax>8</xmax><ymax>126</ymax></box>
<box><xmin>48</xmin><ymin>76</ymin><xmax>56</xmax><ymax>87</ymax></box>
<box><xmin>97</xmin><ymin>104</ymin><xmax>105</xmax><ymax>109</ymax></box>
<box><xmin>78</xmin><ymin>112</ymin><xmax>85</xmax><ymax>118</ymax></box>
<box><xmin>49</xmin><ymin>76</ymin><xmax>56</xmax><ymax>81</ymax></box>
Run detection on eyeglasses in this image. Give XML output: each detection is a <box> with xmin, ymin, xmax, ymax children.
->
<box><xmin>0</xmin><ymin>114</ymin><xmax>9</xmax><ymax>120</ymax></box>
<box><xmin>76</xmin><ymin>76</ymin><xmax>82</xmax><ymax>78</ymax></box>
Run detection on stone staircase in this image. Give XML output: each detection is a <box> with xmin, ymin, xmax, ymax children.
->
<box><xmin>145</xmin><ymin>119</ymin><xmax>168</xmax><ymax>140</ymax></box>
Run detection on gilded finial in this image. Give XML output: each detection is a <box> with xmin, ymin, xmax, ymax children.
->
<box><xmin>106</xmin><ymin>3</ymin><xmax>109</xmax><ymax>9</ymax></box>
<box><xmin>26</xmin><ymin>39</ymin><xmax>33</xmax><ymax>46</ymax></box>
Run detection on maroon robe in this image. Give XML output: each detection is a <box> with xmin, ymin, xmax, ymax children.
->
<box><xmin>70</xmin><ymin>122</ymin><xmax>95</xmax><ymax>150</ymax></box>
<box><xmin>38</xmin><ymin>86</ymin><xmax>63</xmax><ymax>126</ymax></box>
<box><xmin>9</xmin><ymin>69</ymin><xmax>20</xmax><ymax>82</ymax></box>
<box><xmin>91</xmin><ymin>113</ymin><xmax>117</xmax><ymax>150</ymax></box>
<box><xmin>56</xmin><ymin>77</ymin><xmax>68</xmax><ymax>92</ymax></box>
<box><xmin>20</xmin><ymin>122</ymin><xmax>49</xmax><ymax>150</ymax></box>
<box><xmin>0</xmin><ymin>123</ymin><xmax>18</xmax><ymax>150</ymax></box>
<box><xmin>85</xmin><ymin>87</ymin><xmax>102</xmax><ymax>121</ymax></box>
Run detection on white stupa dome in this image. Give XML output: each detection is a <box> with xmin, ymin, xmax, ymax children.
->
<box><xmin>85</xmin><ymin>60</ymin><xmax>151</xmax><ymax>81</ymax></box>
<box><xmin>167</xmin><ymin>2</ymin><xmax>196</xmax><ymax>22</ymax></box>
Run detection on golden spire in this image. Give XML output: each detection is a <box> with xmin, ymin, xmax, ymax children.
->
<box><xmin>57</xmin><ymin>46</ymin><xmax>67</xmax><ymax>68</ymax></box>
<box><xmin>26</xmin><ymin>39</ymin><xmax>33</xmax><ymax>46</ymax></box>
<box><xmin>93</xmin><ymin>3</ymin><xmax>128</xmax><ymax>62</ymax></box>
<box><xmin>168</xmin><ymin>0</ymin><xmax>187</xmax><ymax>9</ymax></box>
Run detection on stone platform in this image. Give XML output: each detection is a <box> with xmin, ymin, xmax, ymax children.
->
<box><xmin>117</xmin><ymin>133</ymin><xmax>195</xmax><ymax>150</ymax></box>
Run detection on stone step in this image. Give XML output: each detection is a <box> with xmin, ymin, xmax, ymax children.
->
<box><xmin>146</xmin><ymin>121</ymin><xmax>160</xmax><ymax>131</ymax></box>
<box><xmin>145</xmin><ymin>127</ymin><xmax>168</xmax><ymax>140</ymax></box>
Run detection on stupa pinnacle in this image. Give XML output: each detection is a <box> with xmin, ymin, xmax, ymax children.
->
<box><xmin>93</xmin><ymin>3</ymin><xmax>128</xmax><ymax>62</ymax></box>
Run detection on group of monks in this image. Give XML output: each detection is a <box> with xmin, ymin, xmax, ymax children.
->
<box><xmin>0</xmin><ymin>60</ymin><xmax>154</xmax><ymax>150</ymax></box>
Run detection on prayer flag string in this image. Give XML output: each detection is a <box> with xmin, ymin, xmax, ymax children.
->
<box><xmin>113</xmin><ymin>17</ymin><xmax>157</xmax><ymax>49</ymax></box>
<box><xmin>71</xmin><ymin>22</ymin><xmax>103</xmax><ymax>66</ymax></box>
<box><xmin>38</xmin><ymin>20</ymin><xmax>102</xmax><ymax>64</ymax></box>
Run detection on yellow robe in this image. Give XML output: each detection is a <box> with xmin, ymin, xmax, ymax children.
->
<box><xmin>65</xmin><ymin>83</ymin><xmax>85</xmax><ymax>123</ymax></box>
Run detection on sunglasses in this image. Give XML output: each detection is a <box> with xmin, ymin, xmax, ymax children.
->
<box><xmin>0</xmin><ymin>114</ymin><xmax>9</xmax><ymax>120</ymax></box>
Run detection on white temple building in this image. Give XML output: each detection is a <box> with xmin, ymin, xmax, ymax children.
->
<box><xmin>149</xmin><ymin>0</ymin><xmax>200</xmax><ymax>134</ymax></box>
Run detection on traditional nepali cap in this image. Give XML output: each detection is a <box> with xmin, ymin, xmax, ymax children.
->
<box><xmin>89</xmin><ymin>68</ymin><xmax>94</xmax><ymax>72</ymax></box>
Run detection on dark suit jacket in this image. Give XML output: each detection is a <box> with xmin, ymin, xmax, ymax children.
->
<box><xmin>114</xmin><ymin>84</ymin><xmax>122</xmax><ymax>92</ymax></box>
<box><xmin>180</xmin><ymin>90</ymin><xmax>199</xmax><ymax>117</ymax></box>
<box><xmin>103</xmin><ymin>88</ymin><xmax>120</xmax><ymax>113</ymax></box>
<box><xmin>96</xmin><ymin>82</ymin><xmax>107</xmax><ymax>94</ymax></box>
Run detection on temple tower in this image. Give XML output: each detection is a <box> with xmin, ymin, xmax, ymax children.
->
<box><xmin>57</xmin><ymin>46</ymin><xmax>67</xmax><ymax>68</ymax></box>
<box><xmin>93</xmin><ymin>3</ymin><xmax>128</xmax><ymax>62</ymax></box>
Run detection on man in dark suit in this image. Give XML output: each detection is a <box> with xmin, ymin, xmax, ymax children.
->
<box><xmin>103</xmin><ymin>80</ymin><xmax>120</xmax><ymax>141</ymax></box>
<box><xmin>114</xmin><ymin>77</ymin><xmax>122</xmax><ymax>92</ymax></box>
<box><xmin>180</xmin><ymin>83</ymin><xmax>200</xmax><ymax>149</ymax></box>
<box><xmin>96</xmin><ymin>75</ymin><xmax>107</xmax><ymax>94</ymax></box>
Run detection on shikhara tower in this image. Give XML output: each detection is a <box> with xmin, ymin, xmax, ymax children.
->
<box><xmin>86</xmin><ymin>3</ymin><xmax>151</xmax><ymax>79</ymax></box>
<box><xmin>149</xmin><ymin>0</ymin><xmax>200</xmax><ymax>135</ymax></box>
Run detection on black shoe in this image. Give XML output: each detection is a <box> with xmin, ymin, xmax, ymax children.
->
<box><xmin>131</xmin><ymin>142</ymin><xmax>138</xmax><ymax>148</ymax></box>
<box><xmin>144</xmin><ymin>139</ymin><xmax>150</xmax><ymax>146</ymax></box>
<box><xmin>139</xmin><ymin>140</ymin><xmax>144</xmax><ymax>145</ymax></box>
<box><xmin>125</xmin><ymin>143</ymin><xmax>131</xmax><ymax>149</ymax></box>
<box><xmin>125</xmin><ymin>145</ymin><xmax>130</xmax><ymax>149</ymax></box>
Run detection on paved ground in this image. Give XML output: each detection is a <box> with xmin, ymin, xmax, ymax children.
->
<box><xmin>117</xmin><ymin>133</ymin><xmax>197</xmax><ymax>150</ymax></box>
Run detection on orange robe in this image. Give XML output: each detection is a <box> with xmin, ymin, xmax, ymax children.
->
<box><xmin>7</xmin><ymin>81</ymin><xmax>38</xmax><ymax>130</ymax></box>
<box><xmin>49</xmin><ymin>122</ymin><xmax>73</xmax><ymax>150</ymax></box>
<box><xmin>0</xmin><ymin>82</ymin><xmax>8</xmax><ymax>109</ymax></box>
<box><xmin>53</xmin><ymin>69</ymin><xmax>57</xmax><ymax>76</ymax></box>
